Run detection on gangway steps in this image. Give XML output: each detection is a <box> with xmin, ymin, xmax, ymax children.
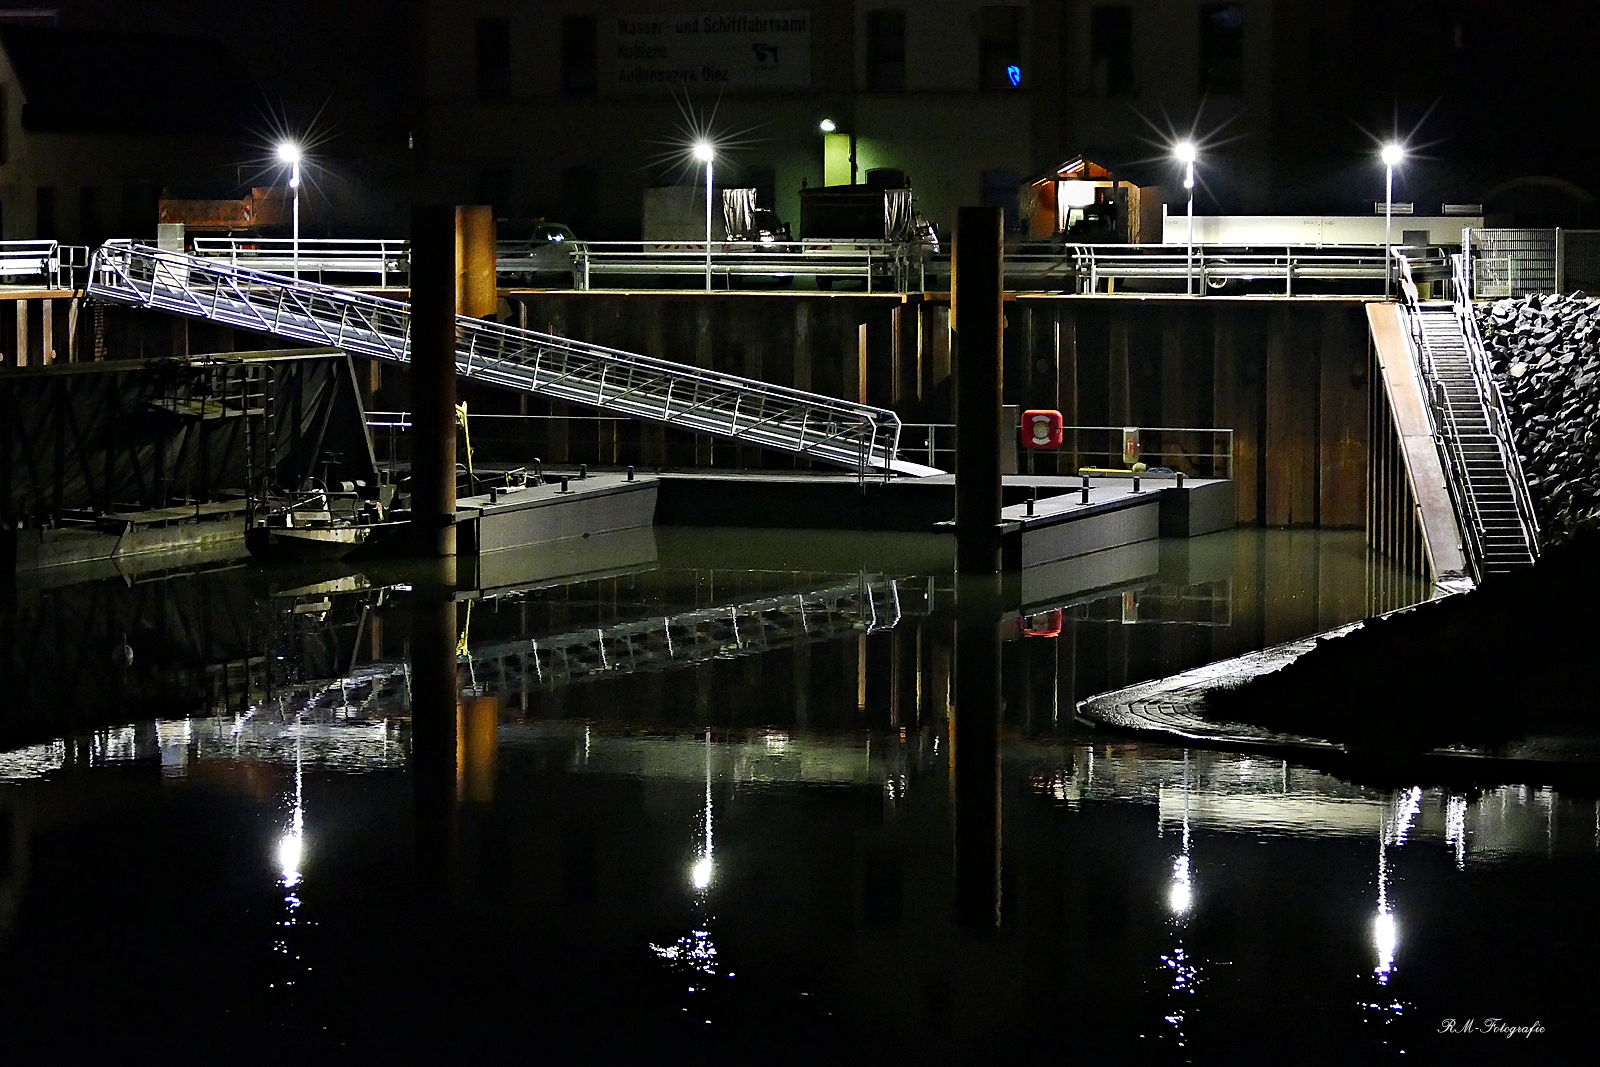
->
<box><xmin>1409</xmin><ymin>301</ymin><xmax>1540</xmax><ymax>577</ymax></box>
<box><xmin>84</xmin><ymin>244</ymin><xmax>942</xmax><ymax>478</ymax></box>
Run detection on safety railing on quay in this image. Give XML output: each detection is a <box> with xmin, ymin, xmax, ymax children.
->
<box><xmin>142</xmin><ymin>235</ymin><xmax>1462</xmax><ymax>297</ymax></box>
<box><xmin>0</xmin><ymin>240</ymin><xmax>89</xmax><ymax>289</ymax></box>
<box><xmin>1058</xmin><ymin>242</ymin><xmax>1454</xmax><ymax>295</ymax></box>
<box><xmin>86</xmin><ymin>244</ymin><xmax>922</xmax><ymax>478</ymax></box>
<box><xmin>898</xmin><ymin>422</ymin><xmax>1234</xmax><ymax>478</ymax></box>
<box><xmin>559</xmin><ymin>240</ymin><xmax>928</xmax><ymax>292</ymax></box>
<box><xmin>189</xmin><ymin>237</ymin><xmax>410</xmax><ymax>286</ymax></box>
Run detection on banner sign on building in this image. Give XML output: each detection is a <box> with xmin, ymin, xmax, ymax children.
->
<box><xmin>614</xmin><ymin>11</ymin><xmax>811</xmax><ymax>91</ymax></box>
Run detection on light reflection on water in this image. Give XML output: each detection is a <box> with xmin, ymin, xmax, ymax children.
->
<box><xmin>0</xmin><ymin>529</ymin><xmax>1589</xmax><ymax>1060</ymax></box>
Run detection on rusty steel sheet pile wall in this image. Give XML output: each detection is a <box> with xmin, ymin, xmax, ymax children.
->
<box><xmin>497</xmin><ymin>293</ymin><xmax>1371</xmax><ymax>527</ymax></box>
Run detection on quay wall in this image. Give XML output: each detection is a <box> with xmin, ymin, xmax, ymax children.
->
<box><xmin>1</xmin><ymin>289</ymin><xmax>1374</xmax><ymax>528</ymax></box>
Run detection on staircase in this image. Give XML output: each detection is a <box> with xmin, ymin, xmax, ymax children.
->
<box><xmin>86</xmin><ymin>243</ymin><xmax>941</xmax><ymax>478</ymax></box>
<box><xmin>1409</xmin><ymin>301</ymin><xmax>1540</xmax><ymax>577</ymax></box>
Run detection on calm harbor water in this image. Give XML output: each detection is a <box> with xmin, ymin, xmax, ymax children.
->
<box><xmin>0</xmin><ymin>529</ymin><xmax>1590</xmax><ymax>1064</ymax></box>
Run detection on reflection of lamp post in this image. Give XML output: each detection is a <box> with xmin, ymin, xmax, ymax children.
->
<box><xmin>692</xmin><ymin>728</ymin><xmax>714</xmax><ymax>891</ymax></box>
<box><xmin>1174</xmin><ymin>141</ymin><xmax>1197</xmax><ymax>295</ymax></box>
<box><xmin>1381</xmin><ymin>143</ymin><xmax>1404</xmax><ymax>298</ymax></box>
<box><xmin>277</xmin><ymin>141</ymin><xmax>302</xmax><ymax>280</ymax></box>
<box><xmin>693</xmin><ymin>141</ymin><xmax>715</xmax><ymax>292</ymax></box>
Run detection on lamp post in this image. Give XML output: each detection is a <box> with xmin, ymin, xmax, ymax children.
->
<box><xmin>277</xmin><ymin>141</ymin><xmax>302</xmax><ymax>280</ymax></box>
<box><xmin>1174</xmin><ymin>141</ymin><xmax>1197</xmax><ymax>295</ymax></box>
<box><xmin>1381</xmin><ymin>143</ymin><xmax>1404</xmax><ymax>298</ymax></box>
<box><xmin>693</xmin><ymin>141</ymin><xmax>715</xmax><ymax>292</ymax></box>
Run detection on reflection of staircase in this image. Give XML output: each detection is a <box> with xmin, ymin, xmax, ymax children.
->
<box><xmin>1410</xmin><ymin>303</ymin><xmax>1539</xmax><ymax>577</ymax></box>
<box><xmin>87</xmin><ymin>244</ymin><xmax>940</xmax><ymax>477</ymax></box>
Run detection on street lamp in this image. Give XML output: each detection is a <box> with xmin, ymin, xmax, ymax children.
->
<box><xmin>1381</xmin><ymin>143</ymin><xmax>1404</xmax><ymax>298</ymax></box>
<box><xmin>693</xmin><ymin>141</ymin><xmax>715</xmax><ymax>292</ymax></box>
<box><xmin>1174</xmin><ymin>141</ymin><xmax>1198</xmax><ymax>295</ymax></box>
<box><xmin>818</xmin><ymin>118</ymin><xmax>836</xmax><ymax>133</ymax></box>
<box><xmin>277</xmin><ymin>140</ymin><xmax>303</xmax><ymax>279</ymax></box>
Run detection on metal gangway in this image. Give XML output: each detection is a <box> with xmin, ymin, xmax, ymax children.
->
<box><xmin>1397</xmin><ymin>250</ymin><xmax>1540</xmax><ymax>578</ymax></box>
<box><xmin>86</xmin><ymin>243</ymin><xmax>939</xmax><ymax>478</ymax></box>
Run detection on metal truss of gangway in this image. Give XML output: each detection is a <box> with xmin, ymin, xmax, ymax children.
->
<box><xmin>258</xmin><ymin>573</ymin><xmax>913</xmax><ymax>719</ymax></box>
<box><xmin>86</xmin><ymin>243</ymin><xmax>938</xmax><ymax>477</ymax></box>
<box><xmin>1396</xmin><ymin>251</ymin><xmax>1540</xmax><ymax>579</ymax></box>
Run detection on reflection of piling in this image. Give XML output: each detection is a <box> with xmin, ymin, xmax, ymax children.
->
<box><xmin>954</xmin><ymin>207</ymin><xmax>1004</xmax><ymax>574</ymax></box>
<box><xmin>409</xmin><ymin>580</ymin><xmax>459</xmax><ymax>901</ymax></box>
<box><xmin>409</xmin><ymin>206</ymin><xmax>459</xmax><ymax>557</ymax></box>
<box><xmin>953</xmin><ymin>612</ymin><xmax>1002</xmax><ymax>931</ymax></box>
<box><xmin>458</xmin><ymin>695</ymin><xmax>498</xmax><ymax>804</ymax></box>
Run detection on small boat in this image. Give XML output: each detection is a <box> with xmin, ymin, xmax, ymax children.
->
<box><xmin>245</xmin><ymin>522</ymin><xmax>373</xmax><ymax>561</ymax></box>
<box><xmin>245</xmin><ymin>489</ymin><xmax>394</xmax><ymax>562</ymax></box>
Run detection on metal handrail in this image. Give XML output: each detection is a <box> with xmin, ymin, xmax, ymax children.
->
<box><xmin>1394</xmin><ymin>249</ymin><xmax>1488</xmax><ymax>572</ymax></box>
<box><xmin>87</xmin><ymin>244</ymin><xmax>926</xmax><ymax>479</ymax></box>
<box><xmin>1394</xmin><ymin>248</ymin><xmax>1539</xmax><ymax>577</ymax></box>
<box><xmin>0</xmin><ymin>239</ymin><xmax>89</xmax><ymax>288</ymax></box>
<box><xmin>190</xmin><ymin>237</ymin><xmax>410</xmax><ymax>286</ymax></box>
<box><xmin>898</xmin><ymin>421</ymin><xmax>1235</xmax><ymax>477</ymax></box>
<box><xmin>1451</xmin><ymin>252</ymin><xmax>1542</xmax><ymax>555</ymax></box>
<box><xmin>1056</xmin><ymin>239</ymin><xmax>1459</xmax><ymax>294</ymax></box>
<box><xmin>564</xmin><ymin>239</ymin><xmax>928</xmax><ymax>292</ymax></box>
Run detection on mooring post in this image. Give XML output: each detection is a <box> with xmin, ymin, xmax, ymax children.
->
<box><xmin>953</xmin><ymin>610</ymin><xmax>1003</xmax><ymax>931</ymax></box>
<box><xmin>954</xmin><ymin>207</ymin><xmax>1004</xmax><ymax>574</ymax></box>
<box><xmin>410</xmin><ymin>205</ymin><xmax>459</xmax><ymax>558</ymax></box>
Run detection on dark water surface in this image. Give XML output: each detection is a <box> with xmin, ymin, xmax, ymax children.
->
<box><xmin>0</xmin><ymin>530</ymin><xmax>1591</xmax><ymax>1064</ymax></box>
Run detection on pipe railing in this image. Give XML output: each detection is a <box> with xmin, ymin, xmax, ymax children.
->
<box><xmin>1451</xmin><ymin>252</ymin><xmax>1542</xmax><ymax>555</ymax></box>
<box><xmin>189</xmin><ymin>237</ymin><xmax>410</xmax><ymax>286</ymax></box>
<box><xmin>0</xmin><ymin>240</ymin><xmax>89</xmax><ymax>288</ymax></box>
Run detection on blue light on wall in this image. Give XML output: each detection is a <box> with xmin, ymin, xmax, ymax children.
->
<box><xmin>1007</xmin><ymin>64</ymin><xmax>1022</xmax><ymax>87</ymax></box>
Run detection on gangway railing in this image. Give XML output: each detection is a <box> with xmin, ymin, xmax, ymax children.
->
<box><xmin>86</xmin><ymin>243</ymin><xmax>937</xmax><ymax>478</ymax></box>
<box><xmin>189</xmin><ymin>237</ymin><xmax>409</xmax><ymax>286</ymax></box>
<box><xmin>249</xmin><ymin>572</ymin><xmax>914</xmax><ymax>717</ymax></box>
<box><xmin>1393</xmin><ymin>248</ymin><xmax>1539</xmax><ymax>578</ymax></box>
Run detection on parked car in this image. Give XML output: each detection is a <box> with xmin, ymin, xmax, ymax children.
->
<box><xmin>497</xmin><ymin>222</ymin><xmax>579</xmax><ymax>286</ymax></box>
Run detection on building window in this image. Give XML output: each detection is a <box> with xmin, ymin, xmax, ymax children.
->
<box><xmin>561</xmin><ymin>15</ymin><xmax>598</xmax><ymax>97</ymax></box>
<box><xmin>866</xmin><ymin>10</ymin><xmax>906</xmax><ymax>92</ymax></box>
<box><xmin>1199</xmin><ymin>4</ymin><xmax>1244</xmax><ymax>94</ymax></box>
<box><xmin>36</xmin><ymin>186</ymin><xmax>56</xmax><ymax>240</ymax></box>
<box><xmin>1089</xmin><ymin>5</ymin><xmax>1134</xmax><ymax>96</ymax></box>
<box><xmin>979</xmin><ymin>7</ymin><xmax>1022</xmax><ymax>90</ymax></box>
<box><xmin>475</xmin><ymin>17</ymin><xmax>512</xmax><ymax>100</ymax></box>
